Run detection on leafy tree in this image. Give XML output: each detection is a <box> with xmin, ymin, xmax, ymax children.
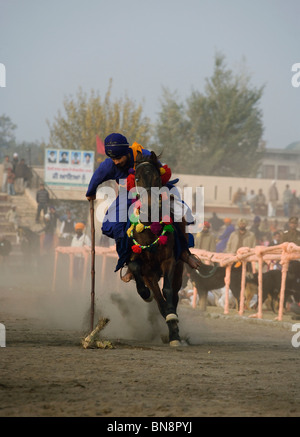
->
<box><xmin>0</xmin><ymin>114</ymin><xmax>17</xmax><ymax>158</ymax></box>
<box><xmin>154</xmin><ymin>88</ymin><xmax>192</xmax><ymax>172</ymax></box>
<box><xmin>47</xmin><ymin>80</ymin><xmax>153</xmax><ymax>152</ymax></box>
<box><xmin>155</xmin><ymin>53</ymin><xmax>265</xmax><ymax>176</ymax></box>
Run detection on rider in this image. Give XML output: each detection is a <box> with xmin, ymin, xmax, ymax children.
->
<box><xmin>86</xmin><ymin>132</ymin><xmax>200</xmax><ymax>282</ymax></box>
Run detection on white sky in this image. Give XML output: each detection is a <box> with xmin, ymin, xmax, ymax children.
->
<box><xmin>1</xmin><ymin>0</ymin><xmax>300</xmax><ymax>149</ymax></box>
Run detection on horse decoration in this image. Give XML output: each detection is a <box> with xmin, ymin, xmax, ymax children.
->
<box><xmin>125</xmin><ymin>151</ymin><xmax>185</xmax><ymax>347</ymax></box>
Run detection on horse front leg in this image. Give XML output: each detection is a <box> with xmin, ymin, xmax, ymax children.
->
<box><xmin>127</xmin><ymin>259</ymin><xmax>153</xmax><ymax>302</ymax></box>
<box><xmin>161</xmin><ymin>259</ymin><xmax>181</xmax><ymax>346</ymax></box>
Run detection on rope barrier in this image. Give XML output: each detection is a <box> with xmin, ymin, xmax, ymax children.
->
<box><xmin>191</xmin><ymin>242</ymin><xmax>300</xmax><ymax>321</ymax></box>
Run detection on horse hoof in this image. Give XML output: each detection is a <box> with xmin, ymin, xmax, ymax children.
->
<box><xmin>169</xmin><ymin>340</ymin><xmax>181</xmax><ymax>347</ymax></box>
<box><xmin>166</xmin><ymin>313</ymin><xmax>178</xmax><ymax>322</ymax></box>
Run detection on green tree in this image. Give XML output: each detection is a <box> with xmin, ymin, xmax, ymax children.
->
<box><xmin>154</xmin><ymin>88</ymin><xmax>192</xmax><ymax>172</ymax></box>
<box><xmin>47</xmin><ymin>80</ymin><xmax>153</xmax><ymax>152</ymax></box>
<box><xmin>156</xmin><ymin>53</ymin><xmax>265</xmax><ymax>176</ymax></box>
<box><xmin>0</xmin><ymin>114</ymin><xmax>17</xmax><ymax>158</ymax></box>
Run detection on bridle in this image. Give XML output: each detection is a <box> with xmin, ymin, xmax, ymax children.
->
<box><xmin>134</xmin><ymin>161</ymin><xmax>161</xmax><ymax>196</ymax></box>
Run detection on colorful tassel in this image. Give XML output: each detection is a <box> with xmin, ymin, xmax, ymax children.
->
<box><xmin>132</xmin><ymin>244</ymin><xmax>142</xmax><ymax>253</ymax></box>
<box><xmin>158</xmin><ymin>235</ymin><xmax>168</xmax><ymax>245</ymax></box>
<box><xmin>127</xmin><ymin>224</ymin><xmax>134</xmax><ymax>237</ymax></box>
<box><xmin>150</xmin><ymin>222</ymin><xmax>163</xmax><ymax>234</ymax></box>
<box><xmin>136</xmin><ymin>223</ymin><xmax>145</xmax><ymax>233</ymax></box>
<box><xmin>163</xmin><ymin>224</ymin><xmax>174</xmax><ymax>233</ymax></box>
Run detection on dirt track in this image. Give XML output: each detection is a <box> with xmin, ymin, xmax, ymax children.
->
<box><xmin>0</xmin><ymin>258</ymin><xmax>300</xmax><ymax>418</ymax></box>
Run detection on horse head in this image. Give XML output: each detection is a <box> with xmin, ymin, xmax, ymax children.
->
<box><xmin>134</xmin><ymin>151</ymin><xmax>162</xmax><ymax>193</ymax></box>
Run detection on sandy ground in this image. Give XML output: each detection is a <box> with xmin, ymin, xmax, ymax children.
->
<box><xmin>0</xmin><ymin>255</ymin><xmax>300</xmax><ymax>419</ymax></box>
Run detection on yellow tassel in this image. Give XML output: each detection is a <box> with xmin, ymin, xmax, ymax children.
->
<box><xmin>234</xmin><ymin>261</ymin><xmax>241</xmax><ymax>268</ymax></box>
<box><xmin>136</xmin><ymin>223</ymin><xmax>145</xmax><ymax>233</ymax></box>
<box><xmin>160</xmin><ymin>167</ymin><xmax>166</xmax><ymax>175</ymax></box>
<box><xmin>127</xmin><ymin>225</ymin><xmax>134</xmax><ymax>237</ymax></box>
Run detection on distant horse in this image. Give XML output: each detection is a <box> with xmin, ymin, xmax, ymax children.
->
<box><xmin>127</xmin><ymin>151</ymin><xmax>185</xmax><ymax>346</ymax></box>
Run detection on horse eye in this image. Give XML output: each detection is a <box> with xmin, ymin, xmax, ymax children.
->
<box><xmin>135</xmin><ymin>177</ymin><xmax>139</xmax><ymax>182</ymax></box>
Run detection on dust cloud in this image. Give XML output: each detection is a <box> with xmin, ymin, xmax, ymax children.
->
<box><xmin>1</xmin><ymin>253</ymin><xmax>203</xmax><ymax>344</ymax></box>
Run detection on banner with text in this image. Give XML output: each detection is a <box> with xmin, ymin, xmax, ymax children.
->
<box><xmin>44</xmin><ymin>149</ymin><xmax>94</xmax><ymax>188</ymax></box>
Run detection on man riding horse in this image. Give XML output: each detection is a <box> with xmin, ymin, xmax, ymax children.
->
<box><xmin>86</xmin><ymin>133</ymin><xmax>200</xmax><ymax>299</ymax></box>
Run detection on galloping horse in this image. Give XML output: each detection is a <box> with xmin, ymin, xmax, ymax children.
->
<box><xmin>126</xmin><ymin>151</ymin><xmax>185</xmax><ymax>346</ymax></box>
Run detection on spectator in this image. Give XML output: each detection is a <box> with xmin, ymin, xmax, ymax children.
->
<box><xmin>289</xmin><ymin>190</ymin><xmax>300</xmax><ymax>216</ymax></box>
<box><xmin>40</xmin><ymin>213</ymin><xmax>57</xmax><ymax>253</ymax></box>
<box><xmin>14</xmin><ymin>158</ymin><xmax>28</xmax><ymax>194</ymax></box>
<box><xmin>194</xmin><ymin>221</ymin><xmax>216</xmax><ymax>252</ymax></box>
<box><xmin>268</xmin><ymin>180</ymin><xmax>279</xmax><ymax>218</ymax></box>
<box><xmin>225</xmin><ymin>218</ymin><xmax>256</xmax><ymax>253</ymax></box>
<box><xmin>254</xmin><ymin>189</ymin><xmax>267</xmax><ymax>215</ymax></box>
<box><xmin>71</xmin><ymin>222</ymin><xmax>91</xmax><ymax>279</ymax></box>
<box><xmin>216</xmin><ymin>218</ymin><xmax>235</xmax><ymax>253</ymax></box>
<box><xmin>6</xmin><ymin>205</ymin><xmax>19</xmax><ymax>230</ymax></box>
<box><xmin>6</xmin><ymin>168</ymin><xmax>16</xmax><ymax>196</ymax></box>
<box><xmin>250</xmin><ymin>216</ymin><xmax>264</xmax><ymax>245</ymax></box>
<box><xmin>59</xmin><ymin>209</ymin><xmax>75</xmax><ymax>245</ymax></box>
<box><xmin>1</xmin><ymin>155</ymin><xmax>13</xmax><ymax>193</ymax></box>
<box><xmin>232</xmin><ymin>188</ymin><xmax>246</xmax><ymax>213</ymax></box>
<box><xmin>282</xmin><ymin>184</ymin><xmax>292</xmax><ymax>218</ymax></box>
<box><xmin>269</xmin><ymin>230</ymin><xmax>282</xmax><ymax>247</ymax></box>
<box><xmin>207</xmin><ymin>212</ymin><xmax>224</xmax><ymax>233</ymax></box>
<box><xmin>280</xmin><ymin>216</ymin><xmax>300</xmax><ymax>246</ymax></box>
<box><xmin>36</xmin><ymin>183</ymin><xmax>50</xmax><ymax>223</ymax></box>
<box><xmin>12</xmin><ymin>153</ymin><xmax>19</xmax><ymax>173</ymax></box>
<box><xmin>246</xmin><ymin>189</ymin><xmax>257</xmax><ymax>214</ymax></box>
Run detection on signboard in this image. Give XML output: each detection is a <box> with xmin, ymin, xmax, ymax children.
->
<box><xmin>44</xmin><ymin>148</ymin><xmax>94</xmax><ymax>188</ymax></box>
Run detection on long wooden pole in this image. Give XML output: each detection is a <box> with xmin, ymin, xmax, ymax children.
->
<box><xmin>90</xmin><ymin>198</ymin><xmax>96</xmax><ymax>332</ymax></box>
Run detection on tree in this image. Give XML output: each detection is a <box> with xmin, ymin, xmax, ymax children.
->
<box><xmin>154</xmin><ymin>88</ymin><xmax>192</xmax><ymax>172</ymax></box>
<box><xmin>47</xmin><ymin>80</ymin><xmax>153</xmax><ymax>152</ymax></box>
<box><xmin>155</xmin><ymin>53</ymin><xmax>265</xmax><ymax>176</ymax></box>
<box><xmin>0</xmin><ymin>114</ymin><xmax>17</xmax><ymax>158</ymax></box>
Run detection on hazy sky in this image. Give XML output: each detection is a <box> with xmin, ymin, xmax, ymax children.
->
<box><xmin>1</xmin><ymin>0</ymin><xmax>300</xmax><ymax>149</ymax></box>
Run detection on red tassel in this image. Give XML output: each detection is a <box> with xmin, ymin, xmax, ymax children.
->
<box><xmin>158</xmin><ymin>235</ymin><xmax>168</xmax><ymax>245</ymax></box>
<box><xmin>132</xmin><ymin>244</ymin><xmax>142</xmax><ymax>253</ymax></box>
<box><xmin>160</xmin><ymin>165</ymin><xmax>171</xmax><ymax>185</ymax></box>
<box><xmin>126</xmin><ymin>174</ymin><xmax>136</xmax><ymax>191</ymax></box>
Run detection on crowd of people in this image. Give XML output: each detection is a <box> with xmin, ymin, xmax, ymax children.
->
<box><xmin>1</xmin><ymin>153</ymin><xmax>32</xmax><ymax>195</ymax></box>
<box><xmin>194</xmin><ymin>212</ymin><xmax>300</xmax><ymax>253</ymax></box>
<box><xmin>232</xmin><ymin>182</ymin><xmax>300</xmax><ymax>218</ymax></box>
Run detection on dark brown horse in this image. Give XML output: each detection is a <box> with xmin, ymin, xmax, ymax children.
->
<box><xmin>127</xmin><ymin>151</ymin><xmax>184</xmax><ymax>346</ymax></box>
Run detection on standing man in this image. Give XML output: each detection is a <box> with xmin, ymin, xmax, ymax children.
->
<box><xmin>225</xmin><ymin>218</ymin><xmax>256</xmax><ymax>253</ymax></box>
<box><xmin>36</xmin><ymin>183</ymin><xmax>50</xmax><ymax>223</ymax></box>
<box><xmin>282</xmin><ymin>184</ymin><xmax>292</xmax><ymax>218</ymax></box>
<box><xmin>194</xmin><ymin>221</ymin><xmax>216</xmax><ymax>252</ymax></box>
<box><xmin>268</xmin><ymin>180</ymin><xmax>279</xmax><ymax>218</ymax></box>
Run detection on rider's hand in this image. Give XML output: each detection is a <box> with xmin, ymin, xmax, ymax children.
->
<box><xmin>87</xmin><ymin>195</ymin><xmax>96</xmax><ymax>201</ymax></box>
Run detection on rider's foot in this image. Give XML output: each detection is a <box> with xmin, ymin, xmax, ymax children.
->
<box><xmin>120</xmin><ymin>268</ymin><xmax>134</xmax><ymax>283</ymax></box>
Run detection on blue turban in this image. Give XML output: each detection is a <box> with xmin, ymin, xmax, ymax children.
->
<box><xmin>104</xmin><ymin>133</ymin><xmax>129</xmax><ymax>158</ymax></box>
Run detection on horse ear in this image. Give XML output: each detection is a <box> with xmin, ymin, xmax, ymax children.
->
<box><xmin>150</xmin><ymin>151</ymin><xmax>157</xmax><ymax>162</ymax></box>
